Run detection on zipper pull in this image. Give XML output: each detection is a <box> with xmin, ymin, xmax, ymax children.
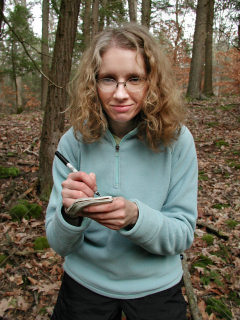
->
<box><xmin>115</xmin><ymin>145</ymin><xmax>120</xmax><ymax>151</ymax></box>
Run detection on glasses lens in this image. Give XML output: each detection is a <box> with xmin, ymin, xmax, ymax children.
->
<box><xmin>97</xmin><ymin>77</ymin><xmax>146</xmax><ymax>92</ymax></box>
<box><xmin>126</xmin><ymin>78</ymin><xmax>146</xmax><ymax>91</ymax></box>
<box><xmin>98</xmin><ymin>78</ymin><xmax>116</xmax><ymax>92</ymax></box>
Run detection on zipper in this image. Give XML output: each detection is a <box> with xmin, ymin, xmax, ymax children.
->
<box><xmin>114</xmin><ymin>144</ymin><xmax>120</xmax><ymax>188</ymax></box>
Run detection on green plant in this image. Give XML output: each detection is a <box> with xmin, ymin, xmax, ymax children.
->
<box><xmin>10</xmin><ymin>200</ymin><xmax>42</xmax><ymax>221</ymax></box>
<box><xmin>192</xmin><ymin>255</ymin><xmax>214</xmax><ymax>269</ymax></box>
<box><xmin>211</xmin><ymin>244</ymin><xmax>231</xmax><ymax>262</ymax></box>
<box><xmin>206</xmin><ymin>297</ymin><xmax>232</xmax><ymax>319</ymax></box>
<box><xmin>225</xmin><ymin>219</ymin><xmax>238</xmax><ymax>229</ymax></box>
<box><xmin>199</xmin><ymin>171</ymin><xmax>209</xmax><ymax>181</ymax></box>
<box><xmin>227</xmin><ymin>161</ymin><xmax>240</xmax><ymax>169</ymax></box>
<box><xmin>34</xmin><ymin>237</ymin><xmax>49</xmax><ymax>250</ymax></box>
<box><xmin>228</xmin><ymin>291</ymin><xmax>240</xmax><ymax>306</ymax></box>
<box><xmin>201</xmin><ymin>270</ymin><xmax>223</xmax><ymax>287</ymax></box>
<box><xmin>0</xmin><ymin>166</ymin><xmax>20</xmax><ymax>178</ymax></box>
<box><xmin>0</xmin><ymin>254</ymin><xmax>8</xmax><ymax>266</ymax></box>
<box><xmin>215</xmin><ymin>140</ymin><xmax>229</xmax><ymax>148</ymax></box>
<box><xmin>212</xmin><ymin>203</ymin><xmax>230</xmax><ymax>209</ymax></box>
<box><xmin>202</xmin><ymin>234</ymin><xmax>214</xmax><ymax>246</ymax></box>
<box><xmin>10</xmin><ymin>204</ymin><xmax>29</xmax><ymax>221</ymax></box>
<box><xmin>207</xmin><ymin>121</ymin><xmax>219</xmax><ymax>127</ymax></box>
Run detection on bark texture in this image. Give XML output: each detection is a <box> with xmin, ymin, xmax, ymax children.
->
<box><xmin>187</xmin><ymin>0</ymin><xmax>208</xmax><ymax>99</ymax></box>
<box><xmin>39</xmin><ymin>0</ymin><xmax>81</xmax><ymax>198</ymax></box>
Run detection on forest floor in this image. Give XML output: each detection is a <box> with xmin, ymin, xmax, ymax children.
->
<box><xmin>0</xmin><ymin>96</ymin><xmax>239</xmax><ymax>320</ymax></box>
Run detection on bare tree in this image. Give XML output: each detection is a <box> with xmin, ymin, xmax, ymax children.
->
<box><xmin>203</xmin><ymin>0</ymin><xmax>214</xmax><ymax>96</ymax></box>
<box><xmin>83</xmin><ymin>0</ymin><xmax>91</xmax><ymax>49</ymax></box>
<box><xmin>128</xmin><ymin>0</ymin><xmax>137</xmax><ymax>22</ymax></box>
<box><xmin>92</xmin><ymin>0</ymin><xmax>99</xmax><ymax>36</ymax></box>
<box><xmin>41</xmin><ymin>0</ymin><xmax>49</xmax><ymax>110</ymax></box>
<box><xmin>141</xmin><ymin>0</ymin><xmax>151</xmax><ymax>28</ymax></box>
<box><xmin>0</xmin><ymin>0</ymin><xmax>4</xmax><ymax>35</ymax></box>
<box><xmin>187</xmin><ymin>0</ymin><xmax>208</xmax><ymax>99</ymax></box>
<box><xmin>39</xmin><ymin>0</ymin><xmax>81</xmax><ymax>197</ymax></box>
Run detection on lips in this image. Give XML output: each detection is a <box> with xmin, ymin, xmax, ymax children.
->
<box><xmin>111</xmin><ymin>105</ymin><xmax>132</xmax><ymax>112</ymax></box>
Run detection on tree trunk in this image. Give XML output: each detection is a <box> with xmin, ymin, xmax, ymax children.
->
<box><xmin>39</xmin><ymin>0</ymin><xmax>81</xmax><ymax>198</ymax></box>
<box><xmin>41</xmin><ymin>0</ymin><xmax>49</xmax><ymax>110</ymax></box>
<box><xmin>128</xmin><ymin>0</ymin><xmax>137</xmax><ymax>22</ymax></box>
<box><xmin>0</xmin><ymin>0</ymin><xmax>4</xmax><ymax>35</ymax></box>
<box><xmin>92</xmin><ymin>0</ymin><xmax>99</xmax><ymax>37</ymax></box>
<box><xmin>16</xmin><ymin>76</ymin><xmax>23</xmax><ymax>112</ymax></box>
<box><xmin>173</xmin><ymin>0</ymin><xmax>182</xmax><ymax>65</ymax></box>
<box><xmin>99</xmin><ymin>0</ymin><xmax>107</xmax><ymax>31</ymax></box>
<box><xmin>141</xmin><ymin>0</ymin><xmax>151</xmax><ymax>28</ymax></box>
<box><xmin>203</xmin><ymin>0</ymin><xmax>214</xmax><ymax>96</ymax></box>
<box><xmin>83</xmin><ymin>0</ymin><xmax>91</xmax><ymax>49</ymax></box>
<box><xmin>187</xmin><ymin>0</ymin><xmax>208</xmax><ymax>99</ymax></box>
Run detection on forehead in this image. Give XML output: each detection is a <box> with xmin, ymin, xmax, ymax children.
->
<box><xmin>99</xmin><ymin>47</ymin><xmax>146</xmax><ymax>76</ymax></box>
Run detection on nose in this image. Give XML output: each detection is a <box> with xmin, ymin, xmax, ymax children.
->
<box><xmin>113</xmin><ymin>83</ymin><xmax>129</xmax><ymax>100</ymax></box>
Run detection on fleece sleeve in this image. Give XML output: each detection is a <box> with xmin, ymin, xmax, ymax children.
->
<box><xmin>119</xmin><ymin>128</ymin><xmax>198</xmax><ymax>255</ymax></box>
<box><xmin>45</xmin><ymin>129</ymin><xmax>91</xmax><ymax>257</ymax></box>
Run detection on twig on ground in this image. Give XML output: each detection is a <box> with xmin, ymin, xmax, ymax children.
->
<box><xmin>182</xmin><ymin>253</ymin><xmax>203</xmax><ymax>320</ymax></box>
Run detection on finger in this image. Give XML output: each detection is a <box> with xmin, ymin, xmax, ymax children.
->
<box><xmin>62</xmin><ymin>180</ymin><xmax>94</xmax><ymax>197</ymax></box>
<box><xmin>69</xmin><ymin>171</ymin><xmax>97</xmax><ymax>192</ymax></box>
<box><xmin>83</xmin><ymin>199</ymin><xmax>119</xmax><ymax>213</ymax></box>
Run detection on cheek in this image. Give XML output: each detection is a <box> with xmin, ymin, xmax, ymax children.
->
<box><xmin>97</xmin><ymin>89</ymin><xmax>110</xmax><ymax>106</ymax></box>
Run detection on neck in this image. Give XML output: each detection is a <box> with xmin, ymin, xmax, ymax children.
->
<box><xmin>108</xmin><ymin>118</ymin><xmax>137</xmax><ymax>138</ymax></box>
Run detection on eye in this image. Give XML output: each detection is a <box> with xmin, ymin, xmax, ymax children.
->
<box><xmin>99</xmin><ymin>77</ymin><xmax>116</xmax><ymax>85</ymax></box>
<box><xmin>128</xmin><ymin>77</ymin><xmax>141</xmax><ymax>84</ymax></box>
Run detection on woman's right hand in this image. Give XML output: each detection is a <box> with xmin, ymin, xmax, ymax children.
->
<box><xmin>61</xmin><ymin>172</ymin><xmax>97</xmax><ymax>210</ymax></box>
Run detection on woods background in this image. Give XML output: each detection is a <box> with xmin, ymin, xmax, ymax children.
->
<box><xmin>0</xmin><ymin>1</ymin><xmax>239</xmax><ymax>320</ymax></box>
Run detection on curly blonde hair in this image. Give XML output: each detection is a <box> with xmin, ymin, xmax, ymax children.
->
<box><xmin>68</xmin><ymin>23</ymin><xmax>185</xmax><ymax>151</ymax></box>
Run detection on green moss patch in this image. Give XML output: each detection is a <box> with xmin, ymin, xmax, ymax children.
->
<box><xmin>0</xmin><ymin>166</ymin><xmax>20</xmax><ymax>178</ymax></box>
<box><xmin>34</xmin><ymin>237</ymin><xmax>49</xmax><ymax>251</ymax></box>
<box><xmin>10</xmin><ymin>200</ymin><xmax>42</xmax><ymax>221</ymax></box>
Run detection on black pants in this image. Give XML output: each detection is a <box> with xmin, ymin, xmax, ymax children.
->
<box><xmin>51</xmin><ymin>272</ymin><xmax>187</xmax><ymax>320</ymax></box>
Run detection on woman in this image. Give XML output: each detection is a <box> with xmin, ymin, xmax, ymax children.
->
<box><xmin>47</xmin><ymin>23</ymin><xmax>198</xmax><ymax>320</ymax></box>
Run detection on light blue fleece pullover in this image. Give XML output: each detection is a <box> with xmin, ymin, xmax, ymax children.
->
<box><xmin>46</xmin><ymin>125</ymin><xmax>198</xmax><ymax>299</ymax></box>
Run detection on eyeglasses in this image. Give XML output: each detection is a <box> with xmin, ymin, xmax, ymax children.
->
<box><xmin>97</xmin><ymin>77</ymin><xmax>147</xmax><ymax>92</ymax></box>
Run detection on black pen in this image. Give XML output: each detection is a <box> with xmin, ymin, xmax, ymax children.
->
<box><xmin>55</xmin><ymin>151</ymin><xmax>101</xmax><ymax>196</ymax></box>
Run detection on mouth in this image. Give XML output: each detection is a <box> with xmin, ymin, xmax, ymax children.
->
<box><xmin>111</xmin><ymin>104</ymin><xmax>132</xmax><ymax>112</ymax></box>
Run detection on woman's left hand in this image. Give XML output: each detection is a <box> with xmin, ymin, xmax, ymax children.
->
<box><xmin>82</xmin><ymin>197</ymin><xmax>139</xmax><ymax>230</ymax></box>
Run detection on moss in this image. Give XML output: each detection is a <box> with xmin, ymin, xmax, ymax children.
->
<box><xmin>225</xmin><ymin>219</ymin><xmax>238</xmax><ymax>229</ymax></box>
<box><xmin>212</xmin><ymin>203</ymin><xmax>230</xmax><ymax>209</ymax></box>
<box><xmin>0</xmin><ymin>166</ymin><xmax>20</xmax><ymax>178</ymax></box>
<box><xmin>206</xmin><ymin>297</ymin><xmax>232</xmax><ymax>319</ymax></box>
<box><xmin>207</xmin><ymin>122</ymin><xmax>219</xmax><ymax>127</ymax></box>
<box><xmin>10</xmin><ymin>200</ymin><xmax>42</xmax><ymax>221</ymax></box>
<box><xmin>10</xmin><ymin>204</ymin><xmax>29</xmax><ymax>221</ymax></box>
<box><xmin>199</xmin><ymin>171</ymin><xmax>209</xmax><ymax>181</ymax></box>
<box><xmin>202</xmin><ymin>234</ymin><xmax>214</xmax><ymax>246</ymax></box>
<box><xmin>215</xmin><ymin>140</ymin><xmax>229</xmax><ymax>148</ymax></box>
<box><xmin>34</xmin><ymin>237</ymin><xmax>49</xmax><ymax>250</ymax></box>
<box><xmin>0</xmin><ymin>254</ymin><xmax>8</xmax><ymax>266</ymax></box>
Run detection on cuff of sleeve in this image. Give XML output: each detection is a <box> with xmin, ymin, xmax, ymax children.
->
<box><xmin>119</xmin><ymin>199</ymin><xmax>163</xmax><ymax>242</ymax></box>
<box><xmin>61</xmin><ymin>206</ymin><xmax>83</xmax><ymax>226</ymax></box>
<box><xmin>56</xmin><ymin>203</ymin><xmax>91</xmax><ymax>232</ymax></box>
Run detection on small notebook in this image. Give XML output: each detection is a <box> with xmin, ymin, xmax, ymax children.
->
<box><xmin>66</xmin><ymin>196</ymin><xmax>113</xmax><ymax>217</ymax></box>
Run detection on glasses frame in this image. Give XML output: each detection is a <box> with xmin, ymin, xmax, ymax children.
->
<box><xmin>97</xmin><ymin>77</ymin><xmax>147</xmax><ymax>92</ymax></box>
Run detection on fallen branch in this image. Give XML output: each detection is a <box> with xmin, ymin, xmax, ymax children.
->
<box><xmin>197</xmin><ymin>221</ymin><xmax>229</xmax><ymax>240</ymax></box>
<box><xmin>182</xmin><ymin>253</ymin><xmax>203</xmax><ymax>320</ymax></box>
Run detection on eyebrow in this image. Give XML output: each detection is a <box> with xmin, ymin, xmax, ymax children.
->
<box><xmin>98</xmin><ymin>72</ymin><xmax>146</xmax><ymax>78</ymax></box>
